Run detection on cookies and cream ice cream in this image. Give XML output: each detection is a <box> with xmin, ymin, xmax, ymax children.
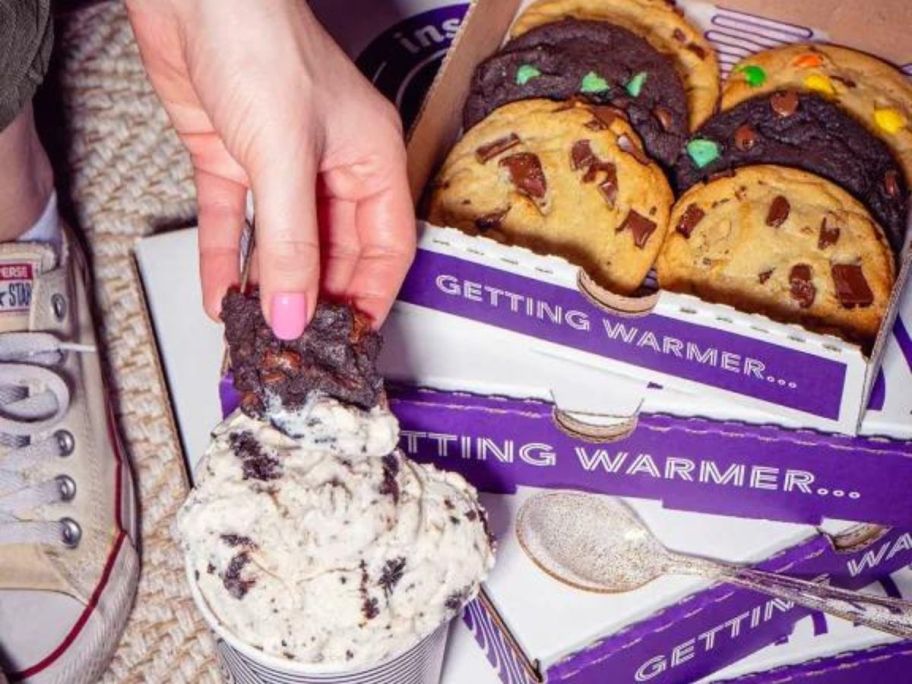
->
<box><xmin>178</xmin><ymin>400</ymin><xmax>494</xmax><ymax>668</ymax></box>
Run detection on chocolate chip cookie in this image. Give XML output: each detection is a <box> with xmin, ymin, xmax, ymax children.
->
<box><xmin>674</xmin><ymin>92</ymin><xmax>909</xmax><ymax>253</ymax></box>
<box><xmin>464</xmin><ymin>19</ymin><xmax>688</xmax><ymax>168</ymax></box>
<box><xmin>222</xmin><ymin>290</ymin><xmax>384</xmax><ymax>414</ymax></box>
<box><xmin>428</xmin><ymin>99</ymin><xmax>674</xmax><ymax>294</ymax></box>
<box><xmin>657</xmin><ymin>165</ymin><xmax>895</xmax><ymax>343</ymax></box>
<box><xmin>511</xmin><ymin>0</ymin><xmax>720</xmax><ymax>129</ymax></box>
<box><xmin>723</xmin><ymin>44</ymin><xmax>912</xmax><ymax>194</ymax></box>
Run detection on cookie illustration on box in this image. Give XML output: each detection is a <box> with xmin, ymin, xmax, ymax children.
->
<box><xmin>723</xmin><ymin>44</ymin><xmax>912</xmax><ymax>190</ymax></box>
<box><xmin>428</xmin><ymin>99</ymin><xmax>674</xmax><ymax>295</ymax></box>
<box><xmin>463</xmin><ymin>19</ymin><xmax>688</xmax><ymax>168</ymax></box>
<box><xmin>657</xmin><ymin>165</ymin><xmax>895</xmax><ymax>344</ymax></box>
<box><xmin>510</xmin><ymin>0</ymin><xmax>720</xmax><ymax>129</ymax></box>
<box><xmin>673</xmin><ymin>92</ymin><xmax>910</xmax><ymax>253</ymax></box>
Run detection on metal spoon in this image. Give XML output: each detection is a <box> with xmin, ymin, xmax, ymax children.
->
<box><xmin>516</xmin><ymin>491</ymin><xmax>912</xmax><ymax>638</ymax></box>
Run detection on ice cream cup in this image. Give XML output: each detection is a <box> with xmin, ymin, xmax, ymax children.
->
<box><xmin>186</xmin><ymin>562</ymin><xmax>451</xmax><ymax>684</ymax></box>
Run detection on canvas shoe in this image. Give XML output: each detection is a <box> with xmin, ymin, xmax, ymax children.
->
<box><xmin>0</xmin><ymin>229</ymin><xmax>139</xmax><ymax>683</ymax></box>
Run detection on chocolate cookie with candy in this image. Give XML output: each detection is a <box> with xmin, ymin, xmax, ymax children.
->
<box><xmin>464</xmin><ymin>19</ymin><xmax>688</xmax><ymax>168</ymax></box>
<box><xmin>673</xmin><ymin>91</ymin><xmax>909</xmax><ymax>253</ymax></box>
<box><xmin>429</xmin><ymin>99</ymin><xmax>673</xmax><ymax>294</ymax></box>
<box><xmin>723</xmin><ymin>44</ymin><xmax>912</xmax><ymax>196</ymax></box>
<box><xmin>511</xmin><ymin>0</ymin><xmax>720</xmax><ymax>129</ymax></box>
<box><xmin>657</xmin><ymin>165</ymin><xmax>895</xmax><ymax>343</ymax></box>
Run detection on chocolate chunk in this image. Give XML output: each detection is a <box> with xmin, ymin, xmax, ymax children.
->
<box><xmin>595</xmin><ymin>164</ymin><xmax>619</xmax><ymax>205</ymax></box>
<box><xmin>884</xmin><ymin>170</ymin><xmax>900</xmax><ymax>198</ymax></box>
<box><xmin>789</xmin><ymin>264</ymin><xmax>816</xmax><ymax>308</ymax></box>
<box><xmin>618</xmin><ymin>209</ymin><xmax>657</xmax><ymax>248</ymax></box>
<box><xmin>222</xmin><ymin>291</ymin><xmax>384</xmax><ymax>413</ymax></box>
<box><xmin>675</xmin><ymin>204</ymin><xmax>705</xmax><ymax>237</ymax></box>
<box><xmin>571</xmin><ymin>140</ymin><xmax>597</xmax><ymax>170</ymax></box>
<box><xmin>758</xmin><ymin>269</ymin><xmax>773</xmax><ymax>284</ymax></box>
<box><xmin>770</xmin><ymin>91</ymin><xmax>799</xmax><ymax>117</ymax></box>
<box><xmin>734</xmin><ymin>123</ymin><xmax>757</xmax><ymax>151</ymax></box>
<box><xmin>654</xmin><ymin>105</ymin><xmax>674</xmax><ymax>132</ymax></box>
<box><xmin>230</xmin><ymin>432</ymin><xmax>282</xmax><ymax>482</ymax></box>
<box><xmin>585</xmin><ymin>104</ymin><xmax>628</xmax><ymax>131</ymax></box>
<box><xmin>221</xmin><ymin>534</ymin><xmax>257</xmax><ymax>549</ymax></box>
<box><xmin>818</xmin><ymin>218</ymin><xmax>841</xmax><ymax>249</ymax></box>
<box><xmin>687</xmin><ymin>43</ymin><xmax>707</xmax><ymax>60</ymax></box>
<box><xmin>766</xmin><ymin>196</ymin><xmax>790</xmax><ymax>227</ymax></box>
<box><xmin>475</xmin><ymin>209</ymin><xmax>508</xmax><ymax>232</ymax></box>
<box><xmin>499</xmin><ymin>152</ymin><xmax>547</xmax><ymax>199</ymax></box>
<box><xmin>617</xmin><ymin>134</ymin><xmax>651</xmax><ymax>166</ymax></box>
<box><xmin>223</xmin><ymin>552</ymin><xmax>256</xmax><ymax>599</ymax></box>
<box><xmin>362</xmin><ymin>597</ymin><xmax>380</xmax><ymax>620</ymax></box>
<box><xmin>673</xmin><ymin>28</ymin><xmax>687</xmax><ymax>42</ymax></box>
<box><xmin>476</xmin><ymin>134</ymin><xmax>521</xmax><ymax>163</ymax></box>
<box><xmin>378</xmin><ymin>557</ymin><xmax>406</xmax><ymax>597</ymax></box>
<box><xmin>832</xmin><ymin>263</ymin><xmax>874</xmax><ymax>308</ymax></box>
<box><xmin>378</xmin><ymin>452</ymin><xmax>400</xmax><ymax>503</ymax></box>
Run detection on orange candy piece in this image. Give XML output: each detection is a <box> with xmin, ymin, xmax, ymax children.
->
<box><xmin>793</xmin><ymin>53</ymin><xmax>824</xmax><ymax>68</ymax></box>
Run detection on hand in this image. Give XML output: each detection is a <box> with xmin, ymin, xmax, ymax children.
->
<box><xmin>126</xmin><ymin>0</ymin><xmax>416</xmax><ymax>337</ymax></box>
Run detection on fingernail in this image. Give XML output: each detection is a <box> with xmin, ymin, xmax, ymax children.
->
<box><xmin>271</xmin><ymin>292</ymin><xmax>308</xmax><ymax>340</ymax></box>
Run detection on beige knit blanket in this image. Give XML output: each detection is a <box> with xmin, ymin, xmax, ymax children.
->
<box><xmin>55</xmin><ymin>2</ymin><xmax>219</xmax><ymax>681</ymax></box>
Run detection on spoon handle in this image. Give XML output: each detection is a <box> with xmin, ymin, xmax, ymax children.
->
<box><xmin>718</xmin><ymin>565</ymin><xmax>912</xmax><ymax>638</ymax></box>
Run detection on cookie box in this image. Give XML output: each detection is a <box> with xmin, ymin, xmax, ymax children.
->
<box><xmin>462</xmin><ymin>487</ymin><xmax>912</xmax><ymax>684</ymax></box>
<box><xmin>405</xmin><ymin>0</ymin><xmax>912</xmax><ymax>435</ymax></box>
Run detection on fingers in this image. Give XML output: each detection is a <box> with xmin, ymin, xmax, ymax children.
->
<box><xmin>318</xmin><ymin>194</ymin><xmax>361</xmax><ymax>298</ymax></box>
<box><xmin>251</xmin><ymin>134</ymin><xmax>321</xmax><ymax>340</ymax></box>
<box><xmin>346</xmin><ymin>152</ymin><xmax>416</xmax><ymax>325</ymax></box>
<box><xmin>196</xmin><ymin>169</ymin><xmax>248</xmax><ymax>320</ymax></box>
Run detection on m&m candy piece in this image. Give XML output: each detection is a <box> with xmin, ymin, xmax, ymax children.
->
<box><xmin>737</xmin><ymin>64</ymin><xmax>767</xmax><ymax>87</ymax></box>
<box><xmin>793</xmin><ymin>53</ymin><xmax>824</xmax><ymax>68</ymax></box>
<box><xmin>874</xmin><ymin>108</ymin><xmax>907</xmax><ymax>134</ymax></box>
<box><xmin>804</xmin><ymin>74</ymin><xmax>835</xmax><ymax>96</ymax></box>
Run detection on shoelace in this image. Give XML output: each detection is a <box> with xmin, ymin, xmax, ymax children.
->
<box><xmin>0</xmin><ymin>332</ymin><xmax>94</xmax><ymax>548</ymax></box>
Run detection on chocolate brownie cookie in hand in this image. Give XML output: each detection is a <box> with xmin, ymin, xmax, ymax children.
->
<box><xmin>723</xmin><ymin>44</ymin><xmax>912</xmax><ymax>191</ymax></box>
<box><xmin>657</xmin><ymin>165</ymin><xmax>895</xmax><ymax>344</ymax></box>
<box><xmin>429</xmin><ymin>98</ymin><xmax>674</xmax><ymax>295</ymax></box>
<box><xmin>464</xmin><ymin>18</ymin><xmax>689</xmax><ymax>168</ymax></box>
<box><xmin>674</xmin><ymin>91</ymin><xmax>909</xmax><ymax>253</ymax></box>
<box><xmin>511</xmin><ymin>0</ymin><xmax>720</xmax><ymax>129</ymax></box>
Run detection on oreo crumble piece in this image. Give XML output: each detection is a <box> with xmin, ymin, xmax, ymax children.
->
<box><xmin>445</xmin><ymin>587</ymin><xmax>471</xmax><ymax>611</ymax></box>
<box><xmin>230</xmin><ymin>431</ymin><xmax>282</xmax><ymax>481</ymax></box>
<box><xmin>223</xmin><ymin>552</ymin><xmax>256</xmax><ymax>599</ymax></box>
<box><xmin>221</xmin><ymin>533</ymin><xmax>257</xmax><ymax>549</ymax></box>
<box><xmin>222</xmin><ymin>290</ymin><xmax>384</xmax><ymax>415</ymax></box>
<box><xmin>379</xmin><ymin>558</ymin><xmax>407</xmax><ymax>597</ymax></box>
<box><xmin>378</xmin><ymin>453</ymin><xmax>401</xmax><ymax>503</ymax></box>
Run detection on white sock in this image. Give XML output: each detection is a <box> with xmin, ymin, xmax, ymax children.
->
<box><xmin>17</xmin><ymin>192</ymin><xmax>61</xmax><ymax>253</ymax></box>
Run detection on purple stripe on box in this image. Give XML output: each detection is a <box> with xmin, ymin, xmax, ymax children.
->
<box><xmin>713</xmin><ymin>641</ymin><xmax>912</xmax><ymax>683</ymax></box>
<box><xmin>390</xmin><ymin>386</ymin><xmax>912</xmax><ymax>527</ymax></box>
<box><xmin>545</xmin><ymin>529</ymin><xmax>912</xmax><ymax>683</ymax></box>
<box><xmin>399</xmin><ymin>250</ymin><xmax>847</xmax><ymax>420</ymax></box>
<box><xmin>867</xmin><ymin>369</ymin><xmax>886</xmax><ymax>411</ymax></box>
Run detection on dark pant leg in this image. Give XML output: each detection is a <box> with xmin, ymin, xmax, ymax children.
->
<box><xmin>0</xmin><ymin>0</ymin><xmax>52</xmax><ymax>132</ymax></box>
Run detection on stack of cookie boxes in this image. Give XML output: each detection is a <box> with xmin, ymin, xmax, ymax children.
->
<box><xmin>390</xmin><ymin>0</ymin><xmax>912</xmax><ymax>681</ymax></box>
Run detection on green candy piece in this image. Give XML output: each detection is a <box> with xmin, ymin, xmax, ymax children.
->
<box><xmin>515</xmin><ymin>64</ymin><xmax>542</xmax><ymax>86</ymax></box>
<box><xmin>625</xmin><ymin>71</ymin><xmax>648</xmax><ymax>97</ymax></box>
<box><xmin>686</xmin><ymin>138</ymin><xmax>721</xmax><ymax>168</ymax></box>
<box><xmin>737</xmin><ymin>64</ymin><xmax>767</xmax><ymax>88</ymax></box>
<box><xmin>580</xmin><ymin>71</ymin><xmax>611</xmax><ymax>94</ymax></box>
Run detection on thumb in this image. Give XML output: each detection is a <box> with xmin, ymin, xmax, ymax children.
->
<box><xmin>250</xmin><ymin>132</ymin><xmax>321</xmax><ymax>340</ymax></box>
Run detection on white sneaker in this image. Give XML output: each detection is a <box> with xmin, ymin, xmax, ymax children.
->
<box><xmin>0</xmin><ymin>231</ymin><xmax>139</xmax><ymax>683</ymax></box>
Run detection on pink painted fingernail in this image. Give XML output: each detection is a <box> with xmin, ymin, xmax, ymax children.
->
<box><xmin>271</xmin><ymin>292</ymin><xmax>308</xmax><ymax>340</ymax></box>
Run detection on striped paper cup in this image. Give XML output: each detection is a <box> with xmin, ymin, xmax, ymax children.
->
<box><xmin>186</xmin><ymin>564</ymin><xmax>450</xmax><ymax>684</ymax></box>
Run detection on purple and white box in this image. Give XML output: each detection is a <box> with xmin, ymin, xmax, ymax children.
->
<box><xmin>406</xmin><ymin>0</ymin><xmax>912</xmax><ymax>434</ymax></box>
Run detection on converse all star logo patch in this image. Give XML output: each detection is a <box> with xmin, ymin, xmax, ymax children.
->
<box><xmin>0</xmin><ymin>262</ymin><xmax>34</xmax><ymax>313</ymax></box>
